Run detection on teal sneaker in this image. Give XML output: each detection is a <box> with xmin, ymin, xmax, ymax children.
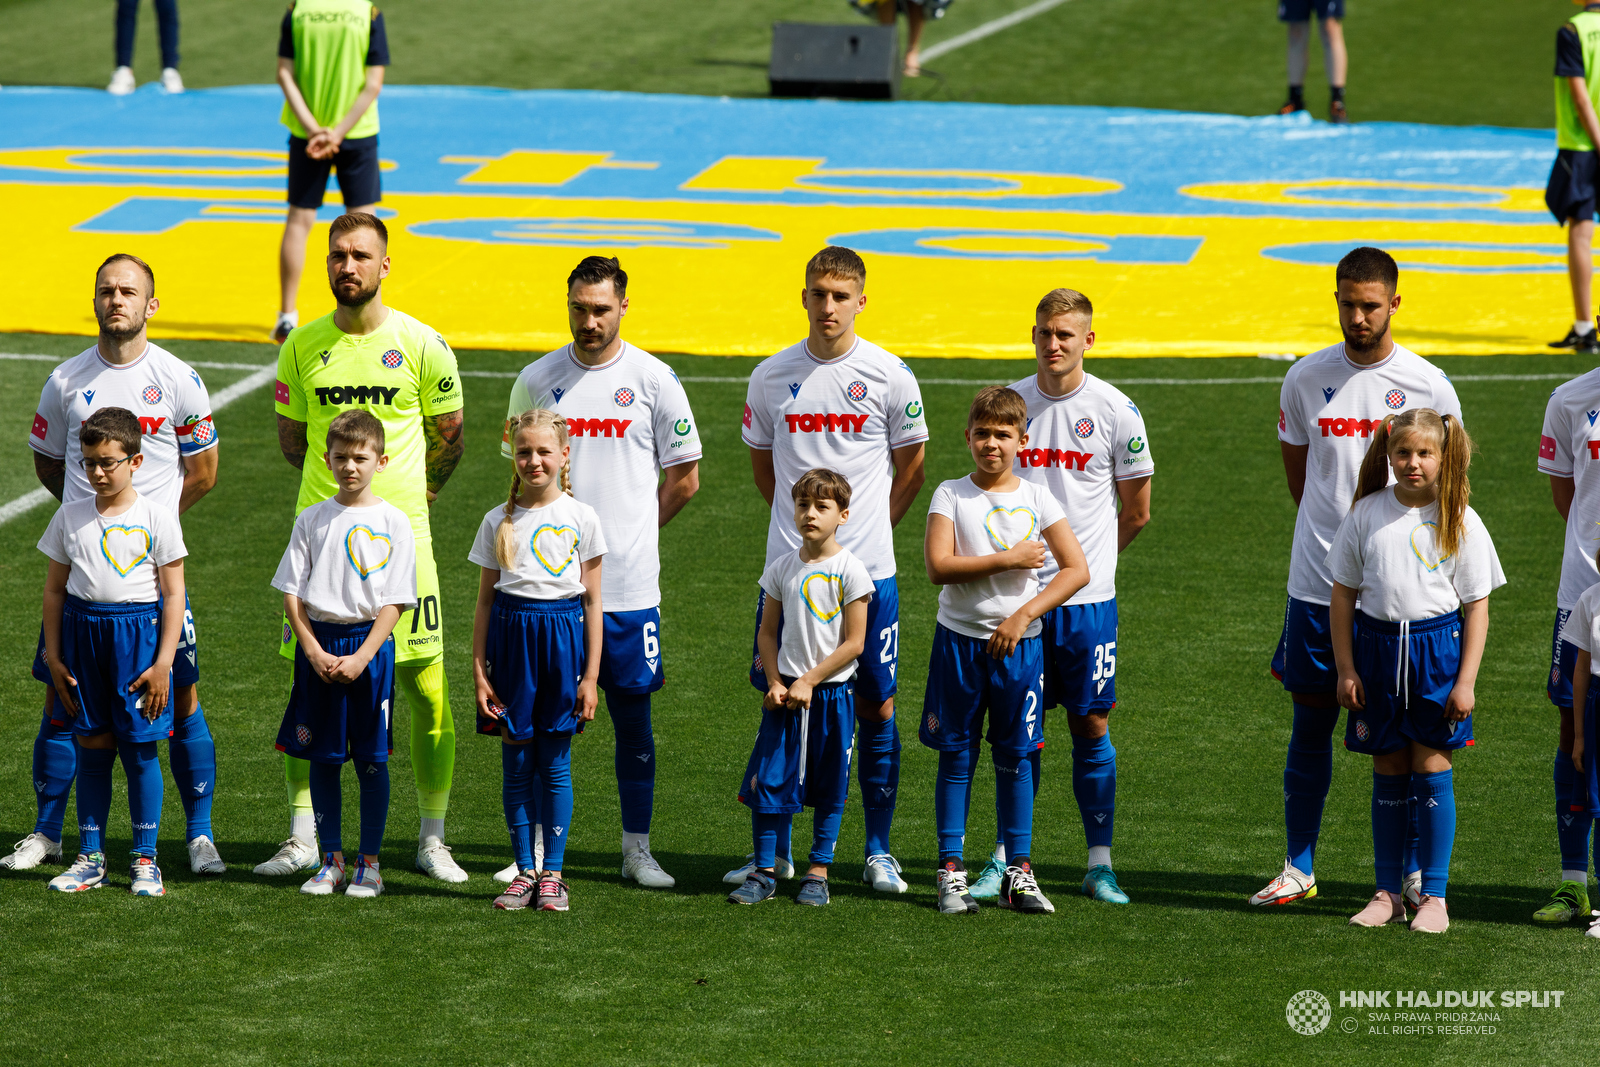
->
<box><xmin>968</xmin><ymin>852</ymin><xmax>1005</xmax><ymax>900</ymax></box>
<box><xmin>1082</xmin><ymin>864</ymin><xmax>1129</xmax><ymax>904</ymax></box>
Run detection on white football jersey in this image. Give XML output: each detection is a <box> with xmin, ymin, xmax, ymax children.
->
<box><xmin>743</xmin><ymin>338</ymin><xmax>928</xmax><ymax>580</ymax></box>
<box><xmin>30</xmin><ymin>342</ymin><xmax>217</xmax><ymax>518</ymax></box>
<box><xmin>467</xmin><ymin>495</ymin><xmax>608</xmax><ymax>603</ymax></box>
<box><xmin>1009</xmin><ymin>372</ymin><xmax>1153</xmax><ymax>605</ymax></box>
<box><xmin>758</xmin><ymin>546</ymin><xmax>875</xmax><ymax>684</ymax></box>
<box><xmin>1277</xmin><ymin>341</ymin><xmax>1462</xmax><ymax>606</ymax></box>
<box><xmin>927</xmin><ymin>475</ymin><xmax>1068</xmax><ymax>641</ymax></box>
<box><xmin>503</xmin><ymin>342</ymin><xmax>701</xmax><ymax>613</ymax></box>
<box><xmin>38</xmin><ymin>492</ymin><xmax>187</xmax><ymax>604</ymax></box>
<box><xmin>272</xmin><ymin>499</ymin><xmax>418</xmax><ymax>625</ymax></box>
<box><xmin>1538</xmin><ymin>368</ymin><xmax>1600</xmax><ymax>609</ymax></box>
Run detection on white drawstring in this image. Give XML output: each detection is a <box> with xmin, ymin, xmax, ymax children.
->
<box><xmin>1393</xmin><ymin>619</ymin><xmax>1411</xmax><ymax>709</ymax></box>
<box><xmin>798</xmin><ymin>703</ymin><xmax>810</xmax><ymax>787</ymax></box>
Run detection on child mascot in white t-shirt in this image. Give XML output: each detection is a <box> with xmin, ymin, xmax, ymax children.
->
<box><xmin>1328</xmin><ymin>408</ymin><xmax>1504</xmax><ymax>934</ymax></box>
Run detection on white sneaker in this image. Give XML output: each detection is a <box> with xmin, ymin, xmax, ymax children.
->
<box><xmin>0</xmin><ymin>832</ymin><xmax>63</xmax><ymax>870</ymax></box>
<box><xmin>724</xmin><ymin>853</ymin><xmax>795</xmax><ymax>884</ymax></box>
<box><xmin>160</xmin><ymin>67</ymin><xmax>184</xmax><ymax>93</ymax></box>
<box><xmin>1248</xmin><ymin>861</ymin><xmax>1317</xmax><ymax>906</ymax></box>
<box><xmin>1403</xmin><ymin>870</ymin><xmax>1423</xmax><ymax>910</ymax></box>
<box><xmin>863</xmin><ymin>853</ymin><xmax>909</xmax><ymax>893</ymax></box>
<box><xmin>186</xmin><ymin>835</ymin><xmax>225</xmax><ymax>876</ymax></box>
<box><xmin>254</xmin><ymin>836</ymin><xmax>319</xmax><ymax>876</ymax></box>
<box><xmin>494</xmin><ymin>827</ymin><xmax>546</xmax><ymax>883</ymax></box>
<box><xmin>272</xmin><ymin>311</ymin><xmax>299</xmax><ymax>344</ymax></box>
<box><xmin>346</xmin><ymin>858</ymin><xmax>384</xmax><ymax>898</ymax></box>
<box><xmin>107</xmin><ymin>66</ymin><xmax>135</xmax><ymax>95</ymax></box>
<box><xmin>415</xmin><ymin>839</ymin><xmax>468</xmax><ymax>883</ymax></box>
<box><xmin>493</xmin><ymin>861</ymin><xmax>519</xmax><ymax>884</ymax></box>
<box><xmin>621</xmin><ymin>846</ymin><xmax>676</xmax><ymax>889</ymax></box>
<box><xmin>301</xmin><ymin>856</ymin><xmax>345</xmax><ymax>896</ymax></box>
<box><xmin>1587</xmin><ymin>916</ymin><xmax>1600</xmax><ymax>940</ymax></box>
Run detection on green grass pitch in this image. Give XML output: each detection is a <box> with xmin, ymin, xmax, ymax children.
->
<box><xmin>0</xmin><ymin>328</ymin><xmax>1595</xmax><ymax>1063</ymax></box>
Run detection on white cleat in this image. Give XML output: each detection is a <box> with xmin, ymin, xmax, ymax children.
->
<box><xmin>1587</xmin><ymin>916</ymin><xmax>1600</xmax><ymax>940</ymax></box>
<box><xmin>159</xmin><ymin>67</ymin><xmax>184</xmax><ymax>93</ymax></box>
<box><xmin>415</xmin><ymin>839</ymin><xmax>468</xmax><ymax>883</ymax></box>
<box><xmin>494</xmin><ymin>826</ymin><xmax>545</xmax><ymax>882</ymax></box>
<box><xmin>621</xmin><ymin>846</ymin><xmax>676</xmax><ymax>889</ymax></box>
<box><xmin>107</xmin><ymin>66</ymin><xmax>135</xmax><ymax>95</ymax></box>
<box><xmin>493</xmin><ymin>861</ymin><xmax>519</xmax><ymax>884</ymax></box>
<box><xmin>0</xmin><ymin>832</ymin><xmax>64</xmax><ymax>870</ymax></box>
<box><xmin>724</xmin><ymin>853</ymin><xmax>795</xmax><ymax>884</ymax></box>
<box><xmin>1403</xmin><ymin>871</ymin><xmax>1423</xmax><ymax>910</ymax></box>
<box><xmin>187</xmin><ymin>835</ymin><xmax>226</xmax><ymax>876</ymax></box>
<box><xmin>1248</xmin><ymin>861</ymin><xmax>1317</xmax><ymax>906</ymax></box>
<box><xmin>863</xmin><ymin>853</ymin><xmax>909</xmax><ymax>893</ymax></box>
<box><xmin>253</xmin><ymin>836</ymin><xmax>319</xmax><ymax>876</ymax></box>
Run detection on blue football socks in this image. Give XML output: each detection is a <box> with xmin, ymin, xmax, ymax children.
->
<box><xmin>32</xmin><ymin>708</ymin><xmax>77</xmax><ymax>841</ymax></box>
<box><xmin>354</xmin><ymin>760</ymin><xmax>389</xmax><ymax>858</ymax></box>
<box><xmin>1556</xmin><ymin>748</ymin><xmax>1593</xmax><ymax>873</ymax></box>
<box><xmin>308</xmin><ymin>761</ymin><xmax>344</xmax><ymax>854</ymax></box>
<box><xmin>119</xmin><ymin>740</ymin><xmax>163</xmax><ymax>858</ymax></box>
<box><xmin>75</xmin><ymin>745</ymin><xmax>115</xmax><ymax>854</ymax></box>
<box><xmin>1072</xmin><ymin>732</ymin><xmax>1116</xmax><ymax>849</ymax></box>
<box><xmin>995</xmin><ymin>751</ymin><xmax>1036</xmax><ymax>860</ymax></box>
<box><xmin>857</xmin><ymin>713</ymin><xmax>900</xmax><ymax>857</ymax></box>
<box><xmin>502</xmin><ymin>742</ymin><xmax>536</xmax><ymax>872</ymax></box>
<box><xmin>809</xmin><ymin>808</ymin><xmax>843</xmax><ymax>866</ymax></box>
<box><xmin>1413</xmin><ymin>769</ymin><xmax>1457</xmax><ymax>898</ymax></box>
<box><xmin>753</xmin><ymin>812</ymin><xmax>791</xmax><ymax>870</ymax></box>
<box><xmin>606</xmin><ymin>691</ymin><xmax>655</xmax><ymax>836</ymax></box>
<box><xmin>935</xmin><ymin>746</ymin><xmax>975</xmax><ymax>860</ymax></box>
<box><xmin>167</xmin><ymin>704</ymin><xmax>217</xmax><ymax>842</ymax></box>
<box><xmin>1371</xmin><ymin>772</ymin><xmax>1410</xmax><ymax>894</ymax></box>
<box><xmin>536</xmin><ymin>735</ymin><xmax>574</xmax><ymax>872</ymax></box>
<box><xmin>1283</xmin><ymin>702</ymin><xmax>1338</xmax><ymax>874</ymax></box>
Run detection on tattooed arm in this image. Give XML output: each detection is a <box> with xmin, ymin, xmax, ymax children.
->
<box><xmin>423</xmin><ymin>410</ymin><xmax>464</xmax><ymax>504</ymax></box>
<box><xmin>277</xmin><ymin>414</ymin><xmax>308</xmax><ymax>470</ymax></box>
<box><xmin>33</xmin><ymin>452</ymin><xmax>65</xmax><ymax>501</ymax></box>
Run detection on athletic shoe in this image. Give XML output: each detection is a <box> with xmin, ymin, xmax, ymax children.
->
<box><xmin>1083</xmin><ymin>864</ymin><xmax>1130</xmax><ymax>904</ymax></box>
<box><xmin>415</xmin><ymin>840</ymin><xmax>468</xmax><ymax>883</ymax></box>
<box><xmin>493</xmin><ymin>873</ymin><xmax>537</xmax><ymax>911</ymax></box>
<box><xmin>1349</xmin><ymin>890</ymin><xmax>1407</xmax><ymax>927</ymax></box>
<box><xmin>271</xmin><ymin>312</ymin><xmax>299</xmax><ymax>344</ymax></box>
<box><xmin>724</xmin><ymin>853</ymin><xmax>794</xmax><ymax>884</ymax></box>
<box><xmin>0</xmin><ymin>832</ymin><xmax>64</xmax><ymax>870</ymax></box>
<box><xmin>727</xmin><ymin>870</ymin><xmax>776</xmax><ymax>905</ymax></box>
<box><xmin>345</xmin><ymin>858</ymin><xmax>383</xmax><ymax>898</ymax></box>
<box><xmin>1579</xmin><ymin>335</ymin><xmax>1600</xmax><ymax>356</ymax></box>
<box><xmin>1249</xmin><ymin>861</ymin><xmax>1317</xmax><ymax>906</ymax></box>
<box><xmin>47</xmin><ymin>852</ymin><xmax>107</xmax><ymax>892</ymax></box>
<box><xmin>159</xmin><ymin>67</ymin><xmax>184</xmax><ymax>93</ymax></box>
<box><xmin>254</xmin><ymin>836</ymin><xmax>319</xmax><ymax>876</ymax></box>
<box><xmin>968</xmin><ymin>852</ymin><xmax>1005</xmax><ymax>900</ymax></box>
<box><xmin>1586</xmin><ymin>915</ymin><xmax>1600</xmax><ymax>939</ymax></box>
<box><xmin>128</xmin><ymin>856</ymin><xmax>165</xmax><ymax>897</ymax></box>
<box><xmin>1329</xmin><ymin>100</ymin><xmax>1349</xmax><ymax>124</ymax></box>
<box><xmin>536</xmin><ymin>873</ymin><xmax>570</xmax><ymax>911</ymax></box>
<box><xmin>107</xmin><ymin>66</ymin><xmax>135</xmax><ymax>95</ymax></box>
<box><xmin>795</xmin><ymin>875</ymin><xmax>830</xmax><ymax>906</ymax></box>
<box><xmin>1403</xmin><ymin>871</ymin><xmax>1423</xmax><ymax>910</ymax></box>
<box><xmin>999</xmin><ymin>865</ymin><xmax>1050</xmax><ymax>914</ymax></box>
<box><xmin>863</xmin><ymin>853</ymin><xmax>909</xmax><ymax>893</ymax></box>
<box><xmin>621</xmin><ymin>846</ymin><xmax>676</xmax><ymax>889</ymax></box>
<box><xmin>1410</xmin><ymin>895</ymin><xmax>1449</xmax><ymax>933</ymax></box>
<box><xmin>493</xmin><ymin>861</ymin><xmax>519</xmax><ymax>884</ymax></box>
<box><xmin>1278</xmin><ymin>99</ymin><xmax>1307</xmax><ymax>115</ymax></box>
<box><xmin>1533</xmin><ymin>880</ymin><xmax>1591</xmax><ymax>924</ymax></box>
<box><xmin>1550</xmin><ymin>326</ymin><xmax>1591</xmax><ymax>350</ymax></box>
<box><xmin>187</xmin><ymin>835</ymin><xmax>225</xmax><ymax>876</ymax></box>
<box><xmin>300</xmin><ymin>855</ymin><xmax>345</xmax><ymax>896</ymax></box>
<box><xmin>937</xmin><ymin>867</ymin><xmax>979</xmax><ymax>915</ymax></box>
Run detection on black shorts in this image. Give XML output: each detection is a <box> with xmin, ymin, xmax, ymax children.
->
<box><xmin>287</xmin><ymin>134</ymin><xmax>381</xmax><ymax>210</ymax></box>
<box><xmin>1278</xmin><ymin>0</ymin><xmax>1343</xmax><ymax>21</ymax></box>
<box><xmin>1548</xmin><ymin>149</ymin><xmax>1599</xmax><ymax>223</ymax></box>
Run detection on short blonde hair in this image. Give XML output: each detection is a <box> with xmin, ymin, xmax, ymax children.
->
<box><xmin>1036</xmin><ymin>288</ymin><xmax>1093</xmax><ymax>324</ymax></box>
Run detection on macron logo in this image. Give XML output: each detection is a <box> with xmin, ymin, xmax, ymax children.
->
<box><xmin>84</xmin><ymin>389</ymin><xmax>96</xmax><ymax>405</ymax></box>
<box><xmin>1588</xmin><ymin>410</ymin><xmax>1599</xmax><ymax>426</ymax></box>
<box><xmin>551</xmin><ymin>387</ymin><xmax>566</xmax><ymax>403</ymax></box>
<box><xmin>788</xmin><ymin>382</ymin><xmax>801</xmax><ymax>398</ymax></box>
<box><xmin>1322</xmin><ymin>387</ymin><xmax>1337</xmax><ymax>403</ymax></box>
<box><xmin>785</xmin><ymin>413</ymin><xmax>868</xmax><ymax>433</ymax></box>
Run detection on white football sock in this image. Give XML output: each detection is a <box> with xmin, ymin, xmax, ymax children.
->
<box><xmin>622</xmin><ymin>831</ymin><xmax>649</xmax><ymax>853</ymax></box>
<box><xmin>1088</xmin><ymin>845</ymin><xmax>1113</xmax><ymax>869</ymax></box>
<box><xmin>291</xmin><ymin>812</ymin><xmax>315</xmax><ymax>845</ymax></box>
<box><xmin>993</xmin><ymin>842</ymin><xmax>1007</xmax><ymax>864</ymax></box>
<box><xmin>1562</xmin><ymin>868</ymin><xmax>1589</xmax><ymax>884</ymax></box>
<box><xmin>1576</xmin><ymin>321</ymin><xmax>1595</xmax><ymax>336</ymax></box>
<box><xmin>419</xmin><ymin>818</ymin><xmax>445</xmax><ymax>845</ymax></box>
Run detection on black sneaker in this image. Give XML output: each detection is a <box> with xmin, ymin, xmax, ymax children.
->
<box><xmin>1551</xmin><ymin>326</ymin><xmax>1591</xmax><ymax>350</ymax></box>
<box><xmin>1580</xmin><ymin>334</ymin><xmax>1600</xmax><ymax>356</ymax></box>
<box><xmin>999</xmin><ymin>863</ymin><xmax>1050</xmax><ymax>914</ymax></box>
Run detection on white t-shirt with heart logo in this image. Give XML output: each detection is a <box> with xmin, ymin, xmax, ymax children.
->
<box><xmin>272</xmin><ymin>498</ymin><xmax>418</xmax><ymax>625</ymax></box>
<box><xmin>927</xmin><ymin>474</ymin><xmax>1069</xmax><ymax>641</ymax></box>
<box><xmin>1326</xmin><ymin>488</ymin><xmax>1504</xmax><ymax>623</ymax></box>
<box><xmin>468</xmin><ymin>495</ymin><xmax>608</xmax><ymax>603</ymax></box>
<box><xmin>758</xmin><ymin>545</ymin><xmax>875</xmax><ymax>684</ymax></box>
<box><xmin>39</xmin><ymin>492</ymin><xmax>187</xmax><ymax>604</ymax></box>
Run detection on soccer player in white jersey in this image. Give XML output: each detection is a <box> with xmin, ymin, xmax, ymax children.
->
<box><xmin>981</xmin><ymin>287</ymin><xmax>1152</xmax><ymax>906</ymax></box>
<box><xmin>1533</xmin><ymin>358</ymin><xmax>1600</xmax><ymax>924</ymax></box>
<box><xmin>2</xmin><ymin>254</ymin><xmax>225</xmax><ymax>877</ymax></box>
<box><xmin>1251</xmin><ymin>246</ymin><xmax>1463</xmax><ymax>907</ymax></box>
<box><xmin>498</xmin><ymin>256</ymin><xmax>701</xmax><ymax>888</ymax></box>
<box><xmin>740</xmin><ymin>246</ymin><xmax>928</xmax><ymax>892</ymax></box>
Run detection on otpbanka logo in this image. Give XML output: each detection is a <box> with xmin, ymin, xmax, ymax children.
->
<box><xmin>1286</xmin><ymin>990</ymin><xmax>1332</xmax><ymax>1035</ymax></box>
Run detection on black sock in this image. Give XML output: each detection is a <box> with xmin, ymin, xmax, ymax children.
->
<box><xmin>1288</xmin><ymin>84</ymin><xmax>1305</xmax><ymax>106</ymax></box>
<box><xmin>941</xmin><ymin>856</ymin><xmax>966</xmax><ymax>873</ymax></box>
<box><xmin>1330</xmin><ymin>85</ymin><xmax>1345</xmax><ymax>104</ymax></box>
<box><xmin>1013</xmin><ymin>854</ymin><xmax>1031</xmax><ymax>869</ymax></box>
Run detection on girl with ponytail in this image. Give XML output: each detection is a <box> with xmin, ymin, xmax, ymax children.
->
<box><xmin>467</xmin><ymin>408</ymin><xmax>605</xmax><ymax>913</ymax></box>
<box><xmin>1328</xmin><ymin>407</ymin><xmax>1505</xmax><ymax>934</ymax></box>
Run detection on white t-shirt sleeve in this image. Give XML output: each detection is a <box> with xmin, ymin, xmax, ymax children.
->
<box><xmin>148</xmin><ymin>504</ymin><xmax>188</xmax><ymax>566</ymax></box>
<box><xmin>758</xmin><ymin>558</ymin><xmax>786</xmax><ymax>602</ymax></box>
<box><xmin>1278</xmin><ymin>372</ymin><xmax>1310</xmax><ymax>447</ymax></box>
<box><xmin>379</xmin><ymin>513</ymin><xmax>418</xmax><ymax>611</ymax></box>
<box><xmin>652</xmin><ymin>370</ymin><xmax>703</xmax><ymax>467</ymax></box>
<box><xmin>927</xmin><ymin>482</ymin><xmax>956</xmax><ymax>522</ymax></box>
<box><xmin>37</xmin><ymin>507</ymin><xmax>69</xmax><ymax>566</ymax></box>
<box><xmin>501</xmin><ymin>371</ymin><xmax>536</xmax><ymax>459</ymax></box>
<box><xmin>1326</xmin><ymin>506</ymin><xmax>1366</xmax><ymax>589</ymax></box>
<box><xmin>467</xmin><ymin>509</ymin><xmax>503</xmax><ymax>571</ymax></box>
<box><xmin>173</xmin><ymin>367</ymin><xmax>218</xmax><ymax>457</ymax></box>
<box><xmin>1562</xmin><ymin>594</ymin><xmax>1597</xmax><ymax>653</ymax></box>
<box><xmin>30</xmin><ymin>372</ymin><xmax>67</xmax><ymax>459</ymax></box>
<box><xmin>578</xmin><ymin>503</ymin><xmax>608</xmax><ymax>562</ymax></box>
<box><xmin>885</xmin><ymin>364</ymin><xmax>928</xmax><ymax>448</ymax></box>
<box><xmin>1450</xmin><ymin>509</ymin><xmax>1506</xmax><ymax>604</ymax></box>
<box><xmin>271</xmin><ymin>511</ymin><xmax>314</xmax><ymax>600</ymax></box>
<box><xmin>840</xmin><ymin>553</ymin><xmax>875</xmax><ymax>605</ymax></box>
<box><xmin>1541</xmin><ymin>391</ymin><xmax>1575</xmax><ymax>476</ymax></box>
<box><xmin>742</xmin><ymin>365</ymin><xmax>775</xmax><ymax>449</ymax></box>
<box><xmin>1036</xmin><ymin>489</ymin><xmax>1068</xmax><ymax>536</ymax></box>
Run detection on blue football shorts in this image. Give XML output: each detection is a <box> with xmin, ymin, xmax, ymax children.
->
<box><xmin>738</xmin><ymin>680</ymin><xmax>856</xmax><ymax>815</ymax></box>
<box><xmin>480</xmin><ymin>592</ymin><xmax>587</xmax><ymax>741</ymax></box>
<box><xmin>919</xmin><ymin>623</ymin><xmax>1046</xmax><ymax>758</ymax></box>
<box><xmin>36</xmin><ymin>590</ymin><xmax>198</xmax><ymax>690</ymax></box>
<box><xmin>276</xmin><ymin>619</ymin><xmax>396</xmax><ymax>765</ymax></box>
<box><xmin>1344</xmin><ymin>610</ymin><xmax>1474</xmax><ymax>756</ymax></box>
<box><xmin>48</xmin><ymin>595</ymin><xmax>173</xmax><ymax>743</ymax></box>
<box><xmin>1271</xmin><ymin>595</ymin><xmax>1340</xmax><ymax>696</ymax></box>
<box><xmin>599</xmin><ymin>607</ymin><xmax>665</xmax><ymax>695</ymax></box>
<box><xmin>1040</xmin><ymin>598</ymin><xmax>1118</xmax><ymax>714</ymax></box>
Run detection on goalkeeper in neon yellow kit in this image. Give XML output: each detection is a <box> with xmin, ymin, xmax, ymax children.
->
<box><xmin>255</xmin><ymin>211</ymin><xmax>468</xmax><ymax>882</ymax></box>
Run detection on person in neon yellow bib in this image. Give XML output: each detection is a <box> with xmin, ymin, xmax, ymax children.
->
<box><xmin>1547</xmin><ymin>1</ymin><xmax>1600</xmax><ymax>355</ymax></box>
<box><xmin>255</xmin><ymin>211</ymin><xmax>469</xmax><ymax>884</ymax></box>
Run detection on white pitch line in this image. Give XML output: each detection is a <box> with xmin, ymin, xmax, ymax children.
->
<box><xmin>920</xmin><ymin>0</ymin><xmax>1079</xmax><ymax>63</ymax></box>
<box><xmin>0</xmin><ymin>363</ymin><xmax>274</xmax><ymax>527</ymax></box>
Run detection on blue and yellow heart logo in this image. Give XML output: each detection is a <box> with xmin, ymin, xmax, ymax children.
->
<box><xmin>345</xmin><ymin>525</ymin><xmax>393</xmax><ymax>581</ymax></box>
<box><xmin>100</xmin><ymin>525</ymin><xmax>152</xmax><ymax>577</ymax></box>
<box><xmin>1409</xmin><ymin>521</ymin><xmax>1452</xmax><ymax>572</ymax></box>
<box><xmin>984</xmin><ymin>506</ymin><xmax>1039</xmax><ymax>551</ymax></box>
<box><xmin>800</xmin><ymin>571</ymin><xmax>844</xmax><ymax>623</ymax></box>
<box><xmin>531</xmin><ymin>524</ymin><xmax>580</xmax><ymax>576</ymax></box>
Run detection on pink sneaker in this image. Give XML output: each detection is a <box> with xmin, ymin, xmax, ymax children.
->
<box><xmin>1410</xmin><ymin>895</ymin><xmax>1449</xmax><ymax>933</ymax></box>
<box><xmin>1349</xmin><ymin>890</ymin><xmax>1406</xmax><ymax>927</ymax></box>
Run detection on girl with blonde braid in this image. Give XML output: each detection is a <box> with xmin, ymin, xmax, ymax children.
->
<box><xmin>469</xmin><ymin>409</ymin><xmax>606</xmax><ymax>912</ymax></box>
<box><xmin>1328</xmin><ymin>409</ymin><xmax>1504</xmax><ymax>934</ymax></box>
